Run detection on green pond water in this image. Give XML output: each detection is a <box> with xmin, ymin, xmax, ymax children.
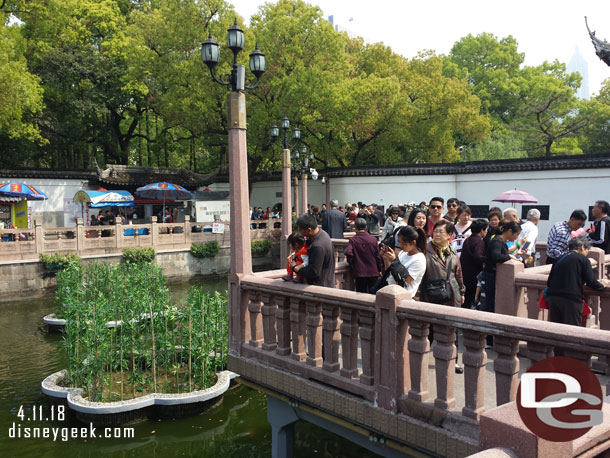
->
<box><xmin>0</xmin><ymin>277</ymin><xmax>377</xmax><ymax>457</ymax></box>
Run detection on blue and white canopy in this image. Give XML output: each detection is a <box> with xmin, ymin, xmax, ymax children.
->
<box><xmin>73</xmin><ymin>190</ymin><xmax>135</xmax><ymax>208</ymax></box>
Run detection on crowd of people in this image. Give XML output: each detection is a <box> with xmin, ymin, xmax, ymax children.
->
<box><xmin>282</xmin><ymin>197</ymin><xmax>610</xmax><ymax>361</ymax></box>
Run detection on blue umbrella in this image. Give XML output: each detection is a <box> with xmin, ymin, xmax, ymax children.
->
<box><xmin>0</xmin><ymin>182</ymin><xmax>47</xmax><ymax>201</ymax></box>
<box><xmin>135</xmin><ymin>182</ymin><xmax>193</xmax><ymax>221</ymax></box>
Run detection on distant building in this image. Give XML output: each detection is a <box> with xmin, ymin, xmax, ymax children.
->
<box><xmin>567</xmin><ymin>45</ymin><xmax>590</xmax><ymax>99</ymax></box>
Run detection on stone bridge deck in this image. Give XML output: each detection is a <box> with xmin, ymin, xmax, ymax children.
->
<box><xmin>229</xmin><ymin>266</ymin><xmax>610</xmax><ymax>458</ymax></box>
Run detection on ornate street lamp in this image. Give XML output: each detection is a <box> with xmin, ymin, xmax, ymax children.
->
<box><xmin>201</xmin><ymin>19</ymin><xmax>266</xmax><ymax>92</ymax></box>
<box><xmin>201</xmin><ymin>20</ymin><xmax>265</xmax><ymax>337</ymax></box>
<box><xmin>291</xmin><ymin>146</ymin><xmax>317</xmax><ymax>215</ymax></box>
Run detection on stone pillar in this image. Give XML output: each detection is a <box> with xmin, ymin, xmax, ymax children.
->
<box><xmin>325</xmin><ymin>177</ymin><xmax>330</xmax><ymax>209</ymax></box>
<box><xmin>495</xmin><ymin>259</ymin><xmax>525</xmax><ymax>317</ymax></box>
<box><xmin>115</xmin><ymin>216</ymin><xmax>123</xmax><ymax>249</ymax></box>
<box><xmin>300</xmin><ymin>173</ymin><xmax>308</xmax><ymax>216</ymax></box>
<box><xmin>34</xmin><ymin>219</ymin><xmax>44</xmax><ymax>254</ymax></box>
<box><xmin>281</xmin><ymin>148</ymin><xmax>292</xmax><ymax>263</ymax></box>
<box><xmin>226</xmin><ymin>91</ymin><xmax>253</xmax><ymax>357</ymax></box>
<box><xmin>151</xmin><ymin>216</ymin><xmax>158</xmax><ymax>247</ymax></box>
<box><xmin>375</xmin><ymin>285</ymin><xmax>411</xmax><ymax>411</ymax></box>
<box><xmin>267</xmin><ymin>395</ymin><xmax>298</xmax><ymax>458</ymax></box>
<box><xmin>76</xmin><ymin>218</ymin><xmax>84</xmax><ymax>253</ymax></box>
<box><xmin>184</xmin><ymin>215</ymin><xmax>191</xmax><ymax>245</ymax></box>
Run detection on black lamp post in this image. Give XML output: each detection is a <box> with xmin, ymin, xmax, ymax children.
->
<box><xmin>201</xmin><ymin>19</ymin><xmax>266</xmax><ymax>92</ymax></box>
<box><xmin>269</xmin><ymin>116</ymin><xmax>301</xmax><ymax>150</ymax></box>
<box><xmin>200</xmin><ymin>20</ymin><xmax>265</xmax><ymax>340</ymax></box>
<box><xmin>269</xmin><ymin>116</ymin><xmax>302</xmax><ymax>261</ymax></box>
<box><xmin>292</xmin><ymin>146</ymin><xmax>317</xmax><ymax>215</ymax></box>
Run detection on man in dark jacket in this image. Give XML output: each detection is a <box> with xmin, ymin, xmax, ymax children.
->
<box><xmin>588</xmin><ymin>200</ymin><xmax>610</xmax><ymax>254</ymax></box>
<box><xmin>358</xmin><ymin>205</ymin><xmax>381</xmax><ymax>240</ymax></box>
<box><xmin>547</xmin><ymin>236</ymin><xmax>609</xmax><ymax>327</ymax></box>
<box><xmin>292</xmin><ymin>213</ymin><xmax>335</xmax><ymax>287</ymax></box>
<box><xmin>345</xmin><ymin>218</ymin><xmax>383</xmax><ymax>293</ymax></box>
<box><xmin>322</xmin><ymin>199</ymin><xmax>347</xmax><ymax>239</ymax></box>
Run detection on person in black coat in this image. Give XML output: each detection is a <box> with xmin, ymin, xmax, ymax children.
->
<box><xmin>546</xmin><ymin>236</ymin><xmax>609</xmax><ymax>327</ymax></box>
<box><xmin>322</xmin><ymin>199</ymin><xmax>347</xmax><ymax>239</ymax></box>
<box><xmin>460</xmin><ymin>219</ymin><xmax>488</xmax><ymax>309</ymax></box>
<box><xmin>479</xmin><ymin>221</ymin><xmax>521</xmax><ymax>314</ymax></box>
<box><xmin>292</xmin><ymin>213</ymin><xmax>335</xmax><ymax>288</ymax></box>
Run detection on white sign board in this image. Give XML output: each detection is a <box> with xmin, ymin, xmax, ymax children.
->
<box><xmin>195</xmin><ymin>200</ymin><xmax>230</xmax><ymax>222</ymax></box>
<box><xmin>212</xmin><ymin>223</ymin><xmax>225</xmax><ymax>234</ymax></box>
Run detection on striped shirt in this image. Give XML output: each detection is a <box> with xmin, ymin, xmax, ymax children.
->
<box><xmin>546</xmin><ymin>221</ymin><xmax>571</xmax><ymax>260</ymax></box>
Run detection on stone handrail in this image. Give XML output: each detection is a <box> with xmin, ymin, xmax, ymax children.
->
<box><xmin>232</xmin><ymin>279</ymin><xmax>610</xmax><ymax>438</ymax></box>
<box><xmin>0</xmin><ymin>216</ymin><xmax>282</xmax><ymax>261</ymax></box>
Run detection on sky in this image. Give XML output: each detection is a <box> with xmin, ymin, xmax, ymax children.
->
<box><xmin>228</xmin><ymin>0</ymin><xmax>610</xmax><ymax>97</ymax></box>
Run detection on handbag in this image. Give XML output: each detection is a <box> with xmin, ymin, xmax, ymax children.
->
<box><xmin>423</xmin><ymin>259</ymin><xmax>453</xmax><ymax>304</ymax></box>
<box><xmin>369</xmin><ymin>259</ymin><xmax>410</xmax><ymax>294</ymax></box>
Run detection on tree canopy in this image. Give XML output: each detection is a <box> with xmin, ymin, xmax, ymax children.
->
<box><xmin>0</xmin><ymin>0</ymin><xmax>606</xmax><ymax>172</ymax></box>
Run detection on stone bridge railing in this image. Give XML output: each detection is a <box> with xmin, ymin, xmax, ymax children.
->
<box><xmin>230</xmin><ymin>271</ymin><xmax>610</xmax><ymax>457</ymax></box>
<box><xmin>0</xmin><ymin>216</ymin><xmax>282</xmax><ymax>261</ymax></box>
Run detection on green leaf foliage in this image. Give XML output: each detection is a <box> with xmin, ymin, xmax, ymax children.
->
<box><xmin>123</xmin><ymin>247</ymin><xmax>156</xmax><ymax>264</ymax></box>
<box><xmin>190</xmin><ymin>241</ymin><xmax>220</xmax><ymax>258</ymax></box>
<box><xmin>251</xmin><ymin>239</ymin><xmax>272</xmax><ymax>257</ymax></box>
<box><xmin>39</xmin><ymin>252</ymin><xmax>82</xmax><ymax>270</ymax></box>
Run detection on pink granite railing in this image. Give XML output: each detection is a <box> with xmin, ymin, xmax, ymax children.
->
<box><xmin>231</xmin><ymin>279</ymin><xmax>610</xmax><ymax>447</ymax></box>
<box><xmin>0</xmin><ymin>216</ymin><xmax>282</xmax><ymax>261</ymax></box>
<box><xmin>496</xmin><ymin>248</ymin><xmax>609</xmax><ymax>327</ymax></box>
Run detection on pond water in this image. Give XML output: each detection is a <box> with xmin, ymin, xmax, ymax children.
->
<box><xmin>0</xmin><ymin>277</ymin><xmax>377</xmax><ymax>457</ymax></box>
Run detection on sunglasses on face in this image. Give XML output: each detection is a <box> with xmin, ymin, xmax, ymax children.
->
<box><xmin>448</xmin><ymin>204</ymin><xmax>458</xmax><ymax>208</ymax></box>
<box><xmin>430</xmin><ymin>205</ymin><xmax>442</xmax><ymax>209</ymax></box>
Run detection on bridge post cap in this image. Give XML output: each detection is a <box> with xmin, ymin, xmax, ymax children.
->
<box><xmin>376</xmin><ymin>284</ymin><xmax>411</xmax><ymax>301</ymax></box>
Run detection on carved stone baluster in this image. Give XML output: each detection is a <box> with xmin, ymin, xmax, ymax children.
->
<box><xmin>562</xmin><ymin>348</ymin><xmax>592</xmax><ymax>367</ymax></box>
<box><xmin>337</xmin><ymin>244</ymin><xmax>346</xmax><ymax>262</ymax></box>
<box><xmin>407</xmin><ymin>319</ymin><xmax>430</xmax><ymax>402</ymax></box>
<box><xmin>340</xmin><ymin>307</ymin><xmax>359</xmax><ymax>378</ymax></box>
<box><xmin>335</xmin><ymin>270</ymin><xmax>344</xmax><ymax>290</ymax></box>
<box><xmin>433</xmin><ymin>325</ymin><xmax>456</xmax><ymax>410</ymax></box>
<box><xmin>527</xmin><ymin>341</ymin><xmax>553</xmax><ymax>363</ymax></box>
<box><xmin>275</xmin><ymin>296</ymin><xmax>291</xmax><ymax>356</ymax></box>
<box><xmin>494</xmin><ymin>336</ymin><xmax>519</xmax><ymax>405</ymax></box>
<box><xmin>462</xmin><ymin>330</ymin><xmax>487</xmax><ymax>420</ymax></box>
<box><xmin>306</xmin><ymin>300</ymin><xmax>323</xmax><ymax>367</ymax></box>
<box><xmin>526</xmin><ymin>287</ymin><xmax>542</xmax><ymax>320</ymax></box>
<box><xmin>322</xmin><ymin>304</ymin><xmax>340</xmax><ymax>372</ymax></box>
<box><xmin>290</xmin><ymin>297</ymin><xmax>306</xmax><ymax>361</ymax></box>
<box><xmin>261</xmin><ymin>293</ymin><xmax>277</xmax><ymax>351</ymax></box>
<box><xmin>248</xmin><ymin>291</ymin><xmax>264</xmax><ymax>347</ymax></box>
<box><xmin>359</xmin><ymin>309</ymin><xmax>375</xmax><ymax>385</ymax></box>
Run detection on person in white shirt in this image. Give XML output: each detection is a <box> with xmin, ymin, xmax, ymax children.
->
<box><xmin>517</xmin><ymin>208</ymin><xmax>540</xmax><ymax>266</ymax></box>
<box><xmin>380</xmin><ymin>225</ymin><xmax>427</xmax><ymax>298</ymax></box>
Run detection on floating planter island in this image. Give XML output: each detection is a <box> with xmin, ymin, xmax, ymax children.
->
<box><xmin>44</xmin><ymin>261</ymin><xmax>230</xmax><ymax>424</ymax></box>
<box><xmin>42</xmin><ymin>369</ymin><xmax>238</xmax><ymax>424</ymax></box>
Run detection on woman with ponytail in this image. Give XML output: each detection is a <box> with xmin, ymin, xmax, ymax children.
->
<box><xmin>479</xmin><ymin>220</ymin><xmax>521</xmax><ymax>313</ymax></box>
<box><xmin>380</xmin><ymin>225</ymin><xmax>427</xmax><ymax>297</ymax></box>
